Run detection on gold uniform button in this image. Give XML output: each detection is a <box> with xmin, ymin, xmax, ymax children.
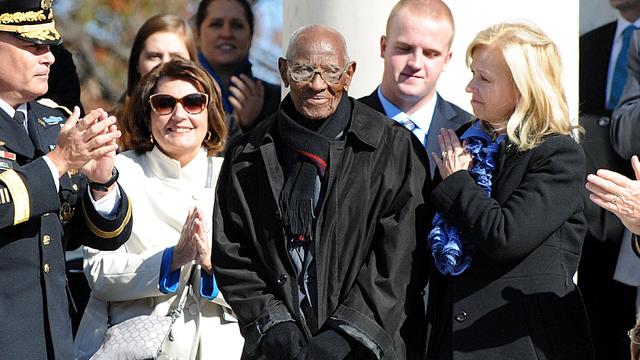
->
<box><xmin>72</xmin><ymin>184</ymin><xmax>78</xmax><ymax>192</ymax></box>
<box><xmin>42</xmin><ymin>235</ymin><xmax>51</xmax><ymax>245</ymax></box>
<box><xmin>43</xmin><ymin>264</ymin><xmax>50</xmax><ymax>273</ymax></box>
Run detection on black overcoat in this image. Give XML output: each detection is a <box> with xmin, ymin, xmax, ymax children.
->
<box><xmin>213</xmin><ymin>98</ymin><xmax>430</xmax><ymax>359</ymax></box>
<box><xmin>425</xmin><ymin>130</ymin><xmax>594</xmax><ymax>360</ymax></box>
<box><xmin>0</xmin><ymin>101</ymin><xmax>133</xmax><ymax>359</ymax></box>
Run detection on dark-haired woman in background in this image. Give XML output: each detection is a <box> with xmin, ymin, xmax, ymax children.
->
<box><xmin>195</xmin><ymin>0</ymin><xmax>280</xmax><ymax>145</ymax></box>
<box><xmin>115</xmin><ymin>14</ymin><xmax>198</xmax><ymax>150</ymax></box>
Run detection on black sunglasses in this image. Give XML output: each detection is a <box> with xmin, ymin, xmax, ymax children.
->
<box><xmin>149</xmin><ymin>93</ymin><xmax>209</xmax><ymax>115</ymax></box>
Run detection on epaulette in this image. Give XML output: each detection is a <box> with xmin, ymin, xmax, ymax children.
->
<box><xmin>36</xmin><ymin>98</ymin><xmax>73</xmax><ymax>116</ymax></box>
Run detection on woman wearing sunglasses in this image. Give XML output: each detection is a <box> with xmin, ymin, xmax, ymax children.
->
<box><xmin>73</xmin><ymin>58</ymin><xmax>244</xmax><ymax>359</ymax></box>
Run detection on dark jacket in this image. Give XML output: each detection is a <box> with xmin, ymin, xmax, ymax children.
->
<box><xmin>0</xmin><ymin>101</ymin><xmax>133</xmax><ymax>359</ymax></box>
<box><xmin>212</xmin><ymin>98</ymin><xmax>430</xmax><ymax>359</ymax></box>
<box><xmin>359</xmin><ymin>89</ymin><xmax>473</xmax><ymax>177</ymax></box>
<box><xmin>425</xmin><ymin>130</ymin><xmax>593</xmax><ymax>360</ymax></box>
<box><xmin>612</xmin><ymin>29</ymin><xmax>640</xmax><ymax>159</ymax></box>
<box><xmin>578</xmin><ymin>21</ymin><xmax>636</xmax><ymax>360</ymax></box>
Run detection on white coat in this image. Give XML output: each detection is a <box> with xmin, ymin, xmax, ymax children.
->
<box><xmin>73</xmin><ymin>147</ymin><xmax>244</xmax><ymax>360</ymax></box>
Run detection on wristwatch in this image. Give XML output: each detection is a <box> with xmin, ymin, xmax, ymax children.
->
<box><xmin>88</xmin><ymin>167</ymin><xmax>119</xmax><ymax>192</ymax></box>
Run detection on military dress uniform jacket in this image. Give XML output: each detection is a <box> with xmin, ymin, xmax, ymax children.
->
<box><xmin>0</xmin><ymin>101</ymin><xmax>133</xmax><ymax>360</ymax></box>
<box><xmin>213</xmin><ymin>99</ymin><xmax>431</xmax><ymax>359</ymax></box>
<box><xmin>425</xmin><ymin>130</ymin><xmax>593</xmax><ymax>360</ymax></box>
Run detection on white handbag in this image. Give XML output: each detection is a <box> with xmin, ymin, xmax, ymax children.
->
<box><xmin>90</xmin><ymin>267</ymin><xmax>197</xmax><ymax>360</ymax></box>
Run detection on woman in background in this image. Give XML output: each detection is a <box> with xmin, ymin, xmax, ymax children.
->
<box><xmin>195</xmin><ymin>0</ymin><xmax>280</xmax><ymax>144</ymax></box>
<box><xmin>73</xmin><ymin>58</ymin><xmax>243</xmax><ymax>359</ymax></box>
<box><xmin>115</xmin><ymin>14</ymin><xmax>197</xmax><ymax>150</ymax></box>
<box><xmin>425</xmin><ymin>21</ymin><xmax>593</xmax><ymax>359</ymax></box>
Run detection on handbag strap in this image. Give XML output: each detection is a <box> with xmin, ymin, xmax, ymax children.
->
<box><xmin>206</xmin><ymin>156</ymin><xmax>215</xmax><ymax>188</ymax></box>
<box><xmin>106</xmin><ymin>265</ymin><xmax>198</xmax><ymax>327</ymax></box>
<box><xmin>169</xmin><ymin>265</ymin><xmax>197</xmax><ymax>322</ymax></box>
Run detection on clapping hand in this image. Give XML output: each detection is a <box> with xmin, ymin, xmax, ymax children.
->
<box><xmin>586</xmin><ymin>155</ymin><xmax>640</xmax><ymax>234</ymax></box>
<box><xmin>47</xmin><ymin>107</ymin><xmax>120</xmax><ymax>178</ymax></box>
<box><xmin>229</xmin><ymin>74</ymin><xmax>265</xmax><ymax>130</ymax></box>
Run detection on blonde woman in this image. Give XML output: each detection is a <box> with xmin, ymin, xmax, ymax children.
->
<box><xmin>425</xmin><ymin>21</ymin><xmax>593</xmax><ymax>359</ymax></box>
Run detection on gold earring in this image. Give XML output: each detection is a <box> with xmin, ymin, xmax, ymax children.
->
<box><xmin>205</xmin><ymin>131</ymin><xmax>212</xmax><ymax>141</ymax></box>
<box><xmin>150</xmin><ymin>134</ymin><xmax>154</xmax><ymax>144</ymax></box>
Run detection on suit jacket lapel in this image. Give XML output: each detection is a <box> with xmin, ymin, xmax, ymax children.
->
<box><xmin>0</xmin><ymin>108</ymin><xmax>35</xmax><ymax>159</ymax></box>
<box><xmin>359</xmin><ymin>89</ymin><xmax>385</xmax><ymax>113</ymax></box>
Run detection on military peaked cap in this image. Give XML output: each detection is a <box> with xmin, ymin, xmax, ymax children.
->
<box><xmin>0</xmin><ymin>0</ymin><xmax>61</xmax><ymax>45</ymax></box>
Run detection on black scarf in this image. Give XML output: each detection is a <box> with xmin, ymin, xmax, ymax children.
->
<box><xmin>277</xmin><ymin>94</ymin><xmax>351</xmax><ymax>241</ymax></box>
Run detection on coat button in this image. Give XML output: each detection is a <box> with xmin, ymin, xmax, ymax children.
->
<box><xmin>276</xmin><ymin>274</ymin><xmax>288</xmax><ymax>286</ymax></box>
<box><xmin>598</xmin><ymin>116</ymin><xmax>611</xmax><ymax>126</ymax></box>
<box><xmin>43</xmin><ymin>264</ymin><xmax>50</xmax><ymax>273</ymax></box>
<box><xmin>455</xmin><ymin>311</ymin><xmax>468</xmax><ymax>323</ymax></box>
<box><xmin>42</xmin><ymin>235</ymin><xmax>51</xmax><ymax>245</ymax></box>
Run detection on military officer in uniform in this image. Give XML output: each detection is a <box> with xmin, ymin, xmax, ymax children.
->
<box><xmin>0</xmin><ymin>1</ymin><xmax>133</xmax><ymax>359</ymax></box>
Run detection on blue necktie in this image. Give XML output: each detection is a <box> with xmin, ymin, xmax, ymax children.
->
<box><xmin>608</xmin><ymin>25</ymin><xmax>637</xmax><ymax>110</ymax></box>
<box><xmin>397</xmin><ymin>116</ymin><xmax>427</xmax><ymax>148</ymax></box>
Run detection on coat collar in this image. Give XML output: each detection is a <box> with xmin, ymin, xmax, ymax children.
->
<box><xmin>145</xmin><ymin>146</ymin><xmax>208</xmax><ymax>184</ymax></box>
<box><xmin>243</xmin><ymin>96</ymin><xmax>382</xmax><ymax>154</ymax></box>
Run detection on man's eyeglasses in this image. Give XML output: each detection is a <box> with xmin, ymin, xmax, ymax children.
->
<box><xmin>149</xmin><ymin>93</ymin><xmax>209</xmax><ymax>115</ymax></box>
<box><xmin>286</xmin><ymin>61</ymin><xmax>353</xmax><ymax>84</ymax></box>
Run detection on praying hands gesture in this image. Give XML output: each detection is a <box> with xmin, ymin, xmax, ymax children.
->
<box><xmin>432</xmin><ymin>128</ymin><xmax>472</xmax><ymax>180</ymax></box>
<box><xmin>172</xmin><ymin>207</ymin><xmax>212</xmax><ymax>273</ymax></box>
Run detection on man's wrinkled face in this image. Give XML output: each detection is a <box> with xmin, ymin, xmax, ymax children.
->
<box><xmin>279</xmin><ymin>31</ymin><xmax>355</xmax><ymax>121</ymax></box>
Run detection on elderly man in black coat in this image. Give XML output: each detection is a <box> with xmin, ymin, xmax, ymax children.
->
<box><xmin>0</xmin><ymin>1</ymin><xmax>132</xmax><ymax>359</ymax></box>
<box><xmin>213</xmin><ymin>24</ymin><xmax>430</xmax><ymax>359</ymax></box>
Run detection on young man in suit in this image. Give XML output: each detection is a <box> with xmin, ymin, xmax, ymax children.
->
<box><xmin>359</xmin><ymin>0</ymin><xmax>472</xmax><ymax>178</ymax></box>
<box><xmin>579</xmin><ymin>1</ymin><xmax>640</xmax><ymax>358</ymax></box>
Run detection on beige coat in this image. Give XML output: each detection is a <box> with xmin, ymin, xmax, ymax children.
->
<box><xmin>73</xmin><ymin>147</ymin><xmax>244</xmax><ymax>360</ymax></box>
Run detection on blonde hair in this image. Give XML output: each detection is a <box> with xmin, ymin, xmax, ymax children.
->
<box><xmin>466</xmin><ymin>21</ymin><xmax>580</xmax><ymax>151</ymax></box>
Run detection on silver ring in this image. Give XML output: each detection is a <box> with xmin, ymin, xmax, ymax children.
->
<box><xmin>441</xmin><ymin>151</ymin><xmax>447</xmax><ymax>157</ymax></box>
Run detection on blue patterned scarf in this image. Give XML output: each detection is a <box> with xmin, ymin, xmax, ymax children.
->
<box><xmin>428</xmin><ymin>122</ymin><xmax>506</xmax><ymax>275</ymax></box>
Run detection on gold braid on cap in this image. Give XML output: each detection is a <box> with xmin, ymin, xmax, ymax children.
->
<box><xmin>42</xmin><ymin>0</ymin><xmax>53</xmax><ymax>11</ymax></box>
<box><xmin>0</xmin><ymin>10</ymin><xmax>46</xmax><ymax>24</ymax></box>
<box><xmin>0</xmin><ymin>21</ymin><xmax>60</xmax><ymax>41</ymax></box>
